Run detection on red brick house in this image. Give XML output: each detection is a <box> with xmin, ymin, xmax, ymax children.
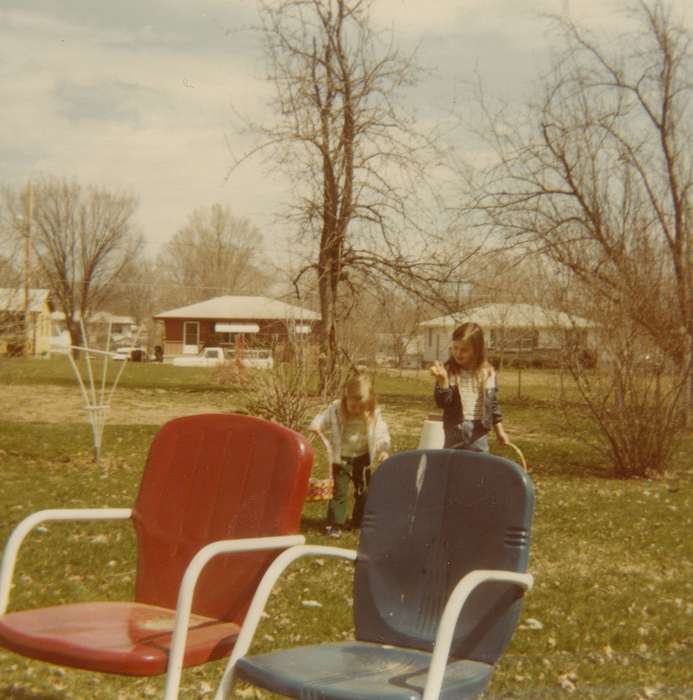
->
<box><xmin>153</xmin><ymin>295</ymin><xmax>320</xmax><ymax>358</ymax></box>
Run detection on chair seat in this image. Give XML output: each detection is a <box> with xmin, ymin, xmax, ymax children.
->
<box><xmin>235</xmin><ymin>641</ymin><xmax>494</xmax><ymax>700</ymax></box>
<box><xmin>0</xmin><ymin>601</ymin><xmax>240</xmax><ymax>676</ymax></box>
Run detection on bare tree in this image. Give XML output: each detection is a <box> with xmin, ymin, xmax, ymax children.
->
<box><xmin>105</xmin><ymin>256</ymin><xmax>157</xmax><ymax>327</ymax></box>
<box><xmin>0</xmin><ymin>256</ymin><xmax>19</xmax><ymax>287</ymax></box>
<box><xmin>3</xmin><ymin>176</ymin><xmax>142</xmax><ymax>349</ymax></box>
<box><xmin>0</xmin><ymin>189</ymin><xmax>30</xmax><ymax>353</ymax></box>
<box><xmin>365</xmin><ymin>282</ymin><xmax>429</xmax><ymax>369</ymax></box>
<box><xmin>469</xmin><ymin>0</ymin><xmax>692</xmax><ymax>425</ymax></box>
<box><xmin>0</xmin><ymin>203</ymin><xmax>21</xmax><ymax>288</ymax></box>
<box><xmin>238</xmin><ymin>0</ymin><xmax>462</xmax><ymax>391</ymax></box>
<box><xmin>155</xmin><ymin>203</ymin><xmax>270</xmax><ymax>308</ymax></box>
<box><xmin>96</xmin><ymin>256</ymin><xmax>161</xmax><ymax>350</ymax></box>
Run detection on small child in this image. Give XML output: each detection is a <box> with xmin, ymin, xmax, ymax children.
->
<box><xmin>430</xmin><ymin>322</ymin><xmax>509</xmax><ymax>451</ymax></box>
<box><xmin>309</xmin><ymin>372</ymin><xmax>391</xmax><ymax>537</ymax></box>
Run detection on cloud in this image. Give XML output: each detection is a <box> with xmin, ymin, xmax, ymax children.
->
<box><xmin>2</xmin><ymin>0</ymin><xmax>691</xmax><ymax>260</ymax></box>
<box><xmin>0</xmin><ymin>3</ymin><xmax>271</xmax><ymax>251</ymax></box>
<box><xmin>371</xmin><ymin>0</ymin><xmax>691</xmax><ymax>39</ymax></box>
<box><xmin>55</xmin><ymin>79</ymin><xmax>155</xmax><ymax>126</ymax></box>
<box><xmin>0</xmin><ymin>1</ymin><xmax>260</xmax><ymax>53</ymax></box>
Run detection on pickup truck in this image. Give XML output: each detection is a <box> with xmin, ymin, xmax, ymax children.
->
<box><xmin>172</xmin><ymin>347</ymin><xmax>274</xmax><ymax>369</ymax></box>
<box><xmin>172</xmin><ymin>347</ymin><xmax>228</xmax><ymax>367</ymax></box>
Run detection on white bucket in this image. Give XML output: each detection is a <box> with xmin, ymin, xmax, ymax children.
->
<box><xmin>417</xmin><ymin>416</ymin><xmax>445</xmax><ymax>449</ymax></box>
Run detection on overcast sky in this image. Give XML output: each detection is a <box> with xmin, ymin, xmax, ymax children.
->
<box><xmin>2</xmin><ymin>0</ymin><xmax>691</xmax><ymax>260</ymax></box>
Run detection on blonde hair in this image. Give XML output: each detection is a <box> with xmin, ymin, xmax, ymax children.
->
<box><xmin>340</xmin><ymin>372</ymin><xmax>376</xmax><ymax>418</ymax></box>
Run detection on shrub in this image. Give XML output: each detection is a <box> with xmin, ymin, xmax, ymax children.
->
<box><xmin>243</xmin><ymin>361</ymin><xmax>312</xmax><ymax>432</ymax></box>
<box><xmin>565</xmin><ymin>326</ymin><xmax>686</xmax><ymax>477</ymax></box>
<box><xmin>239</xmin><ymin>339</ymin><xmax>314</xmax><ymax>432</ymax></box>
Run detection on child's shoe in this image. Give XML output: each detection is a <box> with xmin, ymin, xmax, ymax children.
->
<box><xmin>324</xmin><ymin>526</ymin><xmax>341</xmax><ymax>538</ymax></box>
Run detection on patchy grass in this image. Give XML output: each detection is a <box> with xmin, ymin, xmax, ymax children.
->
<box><xmin>0</xmin><ymin>356</ymin><xmax>235</xmax><ymax>393</ymax></box>
<box><xmin>0</xmin><ymin>361</ymin><xmax>691</xmax><ymax>699</ymax></box>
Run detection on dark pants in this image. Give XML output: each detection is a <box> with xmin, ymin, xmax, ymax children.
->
<box><xmin>326</xmin><ymin>453</ymin><xmax>371</xmax><ymax>528</ymax></box>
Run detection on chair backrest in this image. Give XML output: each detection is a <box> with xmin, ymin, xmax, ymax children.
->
<box><xmin>132</xmin><ymin>413</ymin><xmax>313</xmax><ymax>622</ymax></box>
<box><xmin>354</xmin><ymin>449</ymin><xmax>534</xmax><ymax>665</ymax></box>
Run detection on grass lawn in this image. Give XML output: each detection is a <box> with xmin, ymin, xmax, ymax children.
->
<box><xmin>0</xmin><ymin>357</ymin><xmax>691</xmax><ymax>699</ymax></box>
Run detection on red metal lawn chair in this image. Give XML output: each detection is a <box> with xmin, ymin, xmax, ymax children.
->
<box><xmin>0</xmin><ymin>413</ymin><xmax>313</xmax><ymax>699</ymax></box>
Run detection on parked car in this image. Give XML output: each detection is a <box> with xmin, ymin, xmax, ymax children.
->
<box><xmin>375</xmin><ymin>353</ymin><xmax>396</xmax><ymax>367</ymax></box>
<box><xmin>172</xmin><ymin>347</ymin><xmax>228</xmax><ymax>367</ymax></box>
<box><xmin>229</xmin><ymin>348</ymin><xmax>274</xmax><ymax>370</ymax></box>
<box><xmin>112</xmin><ymin>346</ymin><xmax>147</xmax><ymax>362</ymax></box>
<box><xmin>172</xmin><ymin>347</ymin><xmax>274</xmax><ymax>369</ymax></box>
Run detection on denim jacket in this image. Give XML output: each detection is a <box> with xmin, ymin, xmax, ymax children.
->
<box><xmin>433</xmin><ymin>368</ymin><xmax>503</xmax><ymax>434</ymax></box>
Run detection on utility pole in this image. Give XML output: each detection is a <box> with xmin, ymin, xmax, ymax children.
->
<box><xmin>23</xmin><ymin>181</ymin><xmax>33</xmax><ymax>357</ymax></box>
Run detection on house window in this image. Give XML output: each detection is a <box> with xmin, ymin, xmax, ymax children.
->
<box><xmin>215</xmin><ymin>332</ymin><xmax>232</xmax><ymax>344</ymax></box>
<box><xmin>492</xmin><ymin>328</ymin><xmax>538</xmax><ymax>351</ymax></box>
<box><xmin>427</xmin><ymin>328</ymin><xmax>433</xmax><ymax>347</ymax></box>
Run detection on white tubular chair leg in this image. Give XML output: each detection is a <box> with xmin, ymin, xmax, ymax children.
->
<box><xmin>163</xmin><ymin>535</ymin><xmax>307</xmax><ymax>700</ymax></box>
<box><xmin>214</xmin><ymin>544</ymin><xmax>357</xmax><ymax>700</ymax></box>
<box><xmin>0</xmin><ymin>508</ymin><xmax>132</xmax><ymax>614</ymax></box>
<box><xmin>421</xmin><ymin>569</ymin><xmax>534</xmax><ymax>700</ymax></box>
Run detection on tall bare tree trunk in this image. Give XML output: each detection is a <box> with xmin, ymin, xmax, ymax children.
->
<box><xmin>242</xmin><ymin>0</ymin><xmax>449</xmax><ymax>394</ymax></box>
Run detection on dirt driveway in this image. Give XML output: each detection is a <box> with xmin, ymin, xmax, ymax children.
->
<box><xmin>1</xmin><ymin>384</ymin><xmax>233</xmax><ymax>426</ymax></box>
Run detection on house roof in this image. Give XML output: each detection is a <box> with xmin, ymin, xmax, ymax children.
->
<box><xmin>419</xmin><ymin>303</ymin><xmax>591</xmax><ymax>329</ymax></box>
<box><xmin>153</xmin><ymin>295</ymin><xmax>321</xmax><ymax>322</ymax></box>
<box><xmin>0</xmin><ymin>288</ymin><xmax>51</xmax><ymax>314</ymax></box>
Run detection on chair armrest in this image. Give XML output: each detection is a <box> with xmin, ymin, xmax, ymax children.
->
<box><xmin>164</xmin><ymin>535</ymin><xmax>310</xmax><ymax>700</ymax></box>
<box><xmin>213</xmin><ymin>544</ymin><xmax>357</xmax><ymax>700</ymax></box>
<box><xmin>422</xmin><ymin>569</ymin><xmax>534</xmax><ymax>700</ymax></box>
<box><xmin>0</xmin><ymin>508</ymin><xmax>132</xmax><ymax>614</ymax></box>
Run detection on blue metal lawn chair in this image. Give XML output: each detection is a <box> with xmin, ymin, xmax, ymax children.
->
<box><xmin>213</xmin><ymin>448</ymin><xmax>535</xmax><ymax>700</ymax></box>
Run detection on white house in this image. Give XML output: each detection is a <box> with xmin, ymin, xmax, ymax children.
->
<box><xmin>88</xmin><ymin>311</ymin><xmax>140</xmax><ymax>342</ymax></box>
<box><xmin>50</xmin><ymin>311</ymin><xmax>142</xmax><ymax>353</ymax></box>
<box><xmin>419</xmin><ymin>303</ymin><xmax>592</xmax><ymax>364</ymax></box>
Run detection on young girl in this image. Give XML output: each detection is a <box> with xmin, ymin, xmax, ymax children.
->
<box><xmin>430</xmin><ymin>322</ymin><xmax>509</xmax><ymax>451</ymax></box>
<box><xmin>309</xmin><ymin>372</ymin><xmax>391</xmax><ymax>537</ymax></box>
